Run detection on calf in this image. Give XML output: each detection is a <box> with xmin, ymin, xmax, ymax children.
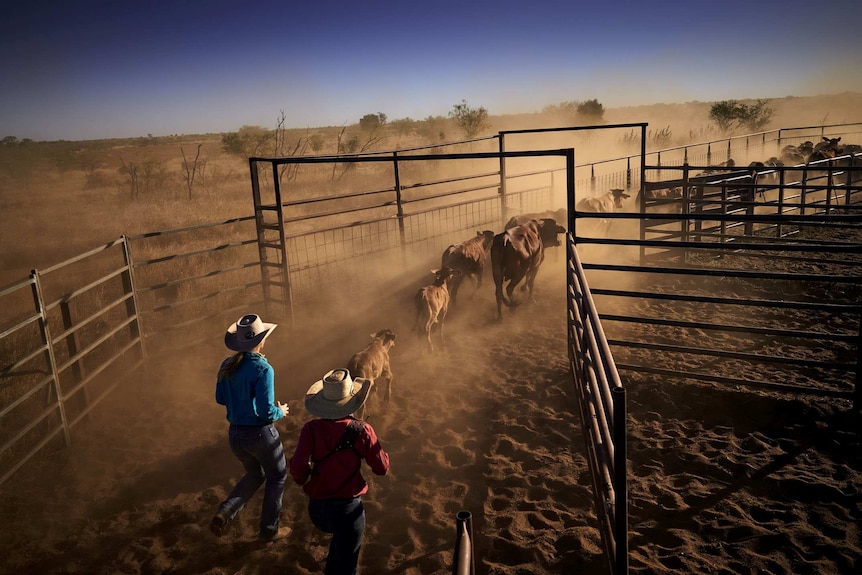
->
<box><xmin>490</xmin><ymin>218</ymin><xmax>565</xmax><ymax>320</ymax></box>
<box><xmin>413</xmin><ymin>266</ymin><xmax>462</xmax><ymax>352</ymax></box>
<box><xmin>440</xmin><ymin>230</ymin><xmax>495</xmax><ymax>306</ymax></box>
<box><xmin>346</xmin><ymin>328</ymin><xmax>397</xmax><ymax>419</ymax></box>
<box><xmin>575</xmin><ymin>189</ymin><xmax>630</xmax><ymax>235</ymax></box>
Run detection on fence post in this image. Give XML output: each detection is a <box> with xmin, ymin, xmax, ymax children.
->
<box><xmin>452</xmin><ymin>510</ymin><xmax>475</xmax><ymax>575</ymax></box>
<box><xmin>30</xmin><ymin>269</ymin><xmax>71</xmax><ymax>447</ymax></box>
<box><xmin>121</xmin><ymin>235</ymin><xmax>147</xmax><ymax>365</ymax></box>
<box><xmin>681</xmin><ymin>162</ymin><xmax>691</xmax><ymax>260</ymax></box>
<box><xmin>59</xmin><ymin>300</ymin><xmax>90</xmax><ymax>416</ymax></box>
<box><xmin>393</xmin><ymin>151</ymin><xmax>406</xmax><ymax>265</ymax></box>
<box><xmin>777</xmin><ymin>167</ymin><xmax>786</xmax><ymax>237</ymax></box>
<box><xmin>499</xmin><ymin>133</ymin><xmax>508</xmax><ymax>225</ymax></box>
<box><xmin>626</xmin><ymin>156</ymin><xmax>632</xmax><ymax>189</ymax></box>
<box><xmin>800</xmin><ymin>168</ymin><xmax>808</xmax><ymax>216</ymax></box>
<box><xmin>612</xmin><ymin>386</ymin><xmax>628</xmax><ymax>575</ymax></box>
<box><xmin>852</xmin><ymin>305</ymin><xmax>862</xmax><ymax>411</ymax></box>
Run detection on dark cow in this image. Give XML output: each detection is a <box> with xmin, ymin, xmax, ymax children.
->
<box><xmin>504</xmin><ymin>208</ymin><xmax>567</xmax><ymax>232</ymax></box>
<box><xmin>637</xmin><ymin>187</ymin><xmax>684</xmax><ymax>214</ymax></box>
<box><xmin>346</xmin><ymin>328</ymin><xmax>397</xmax><ymax>420</ymax></box>
<box><xmin>698</xmin><ymin>158</ymin><xmax>736</xmax><ymax>176</ymax></box>
<box><xmin>807</xmin><ymin>136</ymin><xmax>842</xmax><ymax>164</ymax></box>
<box><xmin>440</xmin><ymin>230</ymin><xmax>495</xmax><ymax>306</ymax></box>
<box><xmin>413</xmin><ymin>266</ymin><xmax>462</xmax><ymax>352</ymax></box>
<box><xmin>747</xmin><ymin>158</ymin><xmax>784</xmax><ymax>190</ymax></box>
<box><xmin>490</xmin><ymin>218</ymin><xmax>566</xmax><ymax>320</ymax></box>
<box><xmin>780</xmin><ymin>144</ymin><xmax>806</xmax><ymax>165</ymax></box>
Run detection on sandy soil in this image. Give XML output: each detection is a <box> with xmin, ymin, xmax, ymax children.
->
<box><xmin>0</xmin><ymin>244</ymin><xmax>859</xmax><ymax>575</ymax></box>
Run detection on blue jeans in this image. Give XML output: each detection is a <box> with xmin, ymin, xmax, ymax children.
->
<box><xmin>219</xmin><ymin>423</ymin><xmax>287</xmax><ymax>539</ymax></box>
<box><xmin>309</xmin><ymin>497</ymin><xmax>366</xmax><ymax>575</ymax></box>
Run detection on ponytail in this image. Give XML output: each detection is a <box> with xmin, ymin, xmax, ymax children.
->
<box><xmin>218</xmin><ymin>352</ymin><xmax>244</xmax><ymax>380</ymax></box>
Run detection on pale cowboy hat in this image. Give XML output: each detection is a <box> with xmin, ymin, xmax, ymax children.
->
<box><xmin>224</xmin><ymin>314</ymin><xmax>277</xmax><ymax>352</ymax></box>
<box><xmin>304</xmin><ymin>369</ymin><xmax>373</xmax><ymax>420</ymax></box>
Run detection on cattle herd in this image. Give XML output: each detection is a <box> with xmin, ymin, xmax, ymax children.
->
<box><xmin>341</xmin><ymin>214</ymin><xmax>567</xmax><ymax>418</ymax></box>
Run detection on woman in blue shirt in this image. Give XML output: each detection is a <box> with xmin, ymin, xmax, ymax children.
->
<box><xmin>211</xmin><ymin>314</ymin><xmax>290</xmax><ymax>543</ymax></box>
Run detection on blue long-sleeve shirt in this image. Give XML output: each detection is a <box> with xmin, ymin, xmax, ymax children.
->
<box><xmin>215</xmin><ymin>352</ymin><xmax>284</xmax><ymax>425</ymax></box>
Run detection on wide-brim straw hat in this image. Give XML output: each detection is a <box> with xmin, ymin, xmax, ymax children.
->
<box><xmin>224</xmin><ymin>314</ymin><xmax>277</xmax><ymax>352</ymax></box>
<box><xmin>305</xmin><ymin>368</ymin><xmax>373</xmax><ymax>419</ymax></box>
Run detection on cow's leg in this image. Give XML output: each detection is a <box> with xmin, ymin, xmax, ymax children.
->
<box><xmin>424</xmin><ymin>315</ymin><xmax>436</xmax><ymax>352</ymax></box>
<box><xmin>382</xmin><ymin>364</ymin><xmax>393</xmax><ymax>403</ymax></box>
<box><xmin>449</xmin><ymin>275</ymin><xmax>462</xmax><ymax>307</ymax></box>
<box><xmin>525</xmin><ymin>268</ymin><xmax>540</xmax><ymax>303</ymax></box>
<box><xmin>492</xmin><ymin>265</ymin><xmax>505</xmax><ymax>320</ymax></box>
<box><xmin>506</xmin><ymin>271</ymin><xmax>526</xmax><ymax>306</ymax></box>
<box><xmin>438</xmin><ymin>304</ymin><xmax>448</xmax><ymax>348</ymax></box>
<box><xmin>469</xmin><ymin>270</ymin><xmax>481</xmax><ymax>299</ymax></box>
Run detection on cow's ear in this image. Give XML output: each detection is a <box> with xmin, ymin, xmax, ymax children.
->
<box><xmin>430</xmin><ymin>269</ymin><xmax>439</xmax><ymax>275</ymax></box>
<box><xmin>557</xmin><ymin>225</ymin><xmax>566</xmax><ymax>233</ymax></box>
<box><xmin>370</xmin><ymin>332</ymin><xmax>376</xmax><ymax>339</ymax></box>
<box><xmin>476</xmin><ymin>230</ymin><xmax>483</xmax><ymax>237</ymax></box>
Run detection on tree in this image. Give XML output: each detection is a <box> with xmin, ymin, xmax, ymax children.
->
<box><xmin>118</xmin><ymin>157</ymin><xmax>140</xmax><ymax>201</ymax></box>
<box><xmin>709</xmin><ymin>100</ymin><xmax>745</xmax><ymax>134</ymax></box>
<box><xmin>359</xmin><ymin>113</ymin><xmax>387</xmax><ymax>133</ymax></box>
<box><xmin>576</xmin><ymin>99</ymin><xmax>605</xmax><ymax>124</ymax></box>
<box><xmin>738</xmin><ymin>99</ymin><xmax>774</xmax><ymax>132</ymax></box>
<box><xmin>416</xmin><ymin>115</ymin><xmax>447</xmax><ymax>144</ymax></box>
<box><xmin>180</xmin><ymin>144</ymin><xmax>202</xmax><ymax>200</ymax></box>
<box><xmin>709</xmin><ymin>99</ymin><xmax>774</xmax><ymax>134</ymax></box>
<box><xmin>449</xmin><ymin>100</ymin><xmax>490</xmax><ymax>139</ymax></box>
<box><xmin>220</xmin><ymin>125</ymin><xmax>271</xmax><ymax>159</ymax></box>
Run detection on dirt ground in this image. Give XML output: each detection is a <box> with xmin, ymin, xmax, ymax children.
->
<box><xmin>0</xmin><ymin>245</ymin><xmax>859</xmax><ymax>575</ymax></box>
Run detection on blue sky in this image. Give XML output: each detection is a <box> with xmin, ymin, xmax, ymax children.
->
<box><xmin>2</xmin><ymin>0</ymin><xmax>861</xmax><ymax>141</ymax></box>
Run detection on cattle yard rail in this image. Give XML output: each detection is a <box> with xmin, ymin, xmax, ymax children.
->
<box><xmin>566</xmin><ymin>234</ymin><xmax>628</xmax><ymax>575</ymax></box>
<box><xmin>0</xmin><ymin>218</ymin><xmax>266</xmax><ymax>486</ymax></box>
<box><xmin>0</xmin><ymin>239</ymin><xmax>144</xmax><ymax>486</ymax></box>
<box><xmin>559</xmin><ymin>122</ymin><xmax>862</xmax><ymax>201</ymax></box>
<box><xmin>247</xmin><ymin>148</ymin><xmax>578</xmax><ymax>324</ymax></box>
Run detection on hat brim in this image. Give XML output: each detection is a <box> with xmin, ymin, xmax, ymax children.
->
<box><xmin>224</xmin><ymin>323</ymin><xmax>277</xmax><ymax>352</ymax></box>
<box><xmin>304</xmin><ymin>377</ymin><xmax>373</xmax><ymax>419</ymax></box>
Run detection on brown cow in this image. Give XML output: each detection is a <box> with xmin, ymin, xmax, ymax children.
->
<box><xmin>440</xmin><ymin>230</ymin><xmax>495</xmax><ymax>306</ymax></box>
<box><xmin>490</xmin><ymin>218</ymin><xmax>565</xmax><ymax>320</ymax></box>
<box><xmin>346</xmin><ymin>328</ymin><xmax>396</xmax><ymax>420</ymax></box>
<box><xmin>413</xmin><ymin>267</ymin><xmax>462</xmax><ymax>352</ymax></box>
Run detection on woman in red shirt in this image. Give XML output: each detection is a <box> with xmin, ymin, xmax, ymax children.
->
<box><xmin>289</xmin><ymin>369</ymin><xmax>390</xmax><ymax>575</ymax></box>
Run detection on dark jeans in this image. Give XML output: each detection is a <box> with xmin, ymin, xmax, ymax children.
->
<box><xmin>309</xmin><ymin>497</ymin><xmax>366</xmax><ymax>575</ymax></box>
<box><xmin>219</xmin><ymin>423</ymin><xmax>286</xmax><ymax>539</ymax></box>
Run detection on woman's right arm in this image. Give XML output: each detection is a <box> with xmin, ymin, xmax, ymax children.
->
<box><xmin>363</xmin><ymin>425</ymin><xmax>390</xmax><ymax>476</ymax></box>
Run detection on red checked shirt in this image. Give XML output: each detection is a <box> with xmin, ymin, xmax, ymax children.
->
<box><xmin>289</xmin><ymin>417</ymin><xmax>390</xmax><ymax>499</ymax></box>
